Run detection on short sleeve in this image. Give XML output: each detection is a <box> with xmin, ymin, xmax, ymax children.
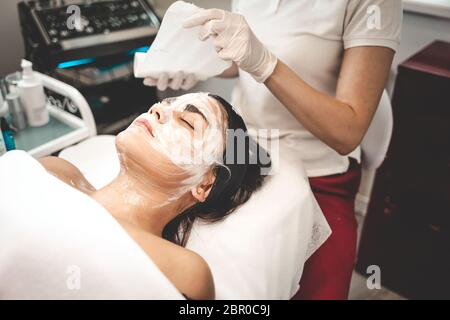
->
<box><xmin>343</xmin><ymin>0</ymin><xmax>403</xmax><ymax>52</ymax></box>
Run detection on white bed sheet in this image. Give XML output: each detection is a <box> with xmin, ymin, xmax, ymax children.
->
<box><xmin>0</xmin><ymin>150</ymin><xmax>183</xmax><ymax>299</ymax></box>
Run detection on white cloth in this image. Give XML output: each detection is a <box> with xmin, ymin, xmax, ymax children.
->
<box><xmin>230</xmin><ymin>0</ymin><xmax>402</xmax><ymax>177</ymax></box>
<box><xmin>182</xmin><ymin>8</ymin><xmax>278</xmax><ymax>83</ymax></box>
<box><xmin>134</xmin><ymin>1</ymin><xmax>231</xmax><ymax>81</ymax></box>
<box><xmin>58</xmin><ymin>135</ymin><xmax>331</xmax><ymax>299</ymax></box>
<box><xmin>0</xmin><ymin>150</ymin><xmax>183</xmax><ymax>299</ymax></box>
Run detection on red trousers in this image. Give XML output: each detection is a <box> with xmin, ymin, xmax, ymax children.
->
<box><xmin>293</xmin><ymin>158</ymin><xmax>362</xmax><ymax>300</ymax></box>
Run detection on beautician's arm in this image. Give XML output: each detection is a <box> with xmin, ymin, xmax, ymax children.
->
<box><xmin>265</xmin><ymin>46</ymin><xmax>394</xmax><ymax>155</ymax></box>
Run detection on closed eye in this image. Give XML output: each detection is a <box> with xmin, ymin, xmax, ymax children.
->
<box><xmin>181</xmin><ymin>118</ymin><xmax>194</xmax><ymax>130</ymax></box>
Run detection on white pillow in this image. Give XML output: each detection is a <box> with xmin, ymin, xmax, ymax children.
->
<box><xmin>59</xmin><ymin>135</ymin><xmax>331</xmax><ymax>299</ymax></box>
<box><xmin>186</xmin><ymin>148</ymin><xmax>330</xmax><ymax>299</ymax></box>
<box><xmin>59</xmin><ymin>135</ymin><xmax>121</xmax><ymax>190</ymax></box>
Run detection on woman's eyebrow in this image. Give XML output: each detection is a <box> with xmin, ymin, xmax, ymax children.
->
<box><xmin>162</xmin><ymin>97</ymin><xmax>177</xmax><ymax>104</ymax></box>
<box><xmin>184</xmin><ymin>104</ymin><xmax>208</xmax><ymax>124</ymax></box>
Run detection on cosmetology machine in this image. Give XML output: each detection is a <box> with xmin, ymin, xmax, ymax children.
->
<box><xmin>18</xmin><ymin>0</ymin><xmax>161</xmax><ymax>134</ymax></box>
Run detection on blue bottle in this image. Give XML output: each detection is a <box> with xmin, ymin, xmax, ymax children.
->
<box><xmin>1</xmin><ymin>117</ymin><xmax>16</xmax><ymax>151</ymax></box>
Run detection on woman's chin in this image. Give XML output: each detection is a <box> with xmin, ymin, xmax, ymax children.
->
<box><xmin>115</xmin><ymin>128</ymin><xmax>190</xmax><ymax>186</ymax></box>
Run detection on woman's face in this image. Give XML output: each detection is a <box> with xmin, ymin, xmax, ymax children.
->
<box><xmin>116</xmin><ymin>93</ymin><xmax>227</xmax><ymax>201</ymax></box>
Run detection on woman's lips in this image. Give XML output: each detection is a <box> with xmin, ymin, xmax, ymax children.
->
<box><xmin>134</xmin><ymin>119</ymin><xmax>154</xmax><ymax>137</ymax></box>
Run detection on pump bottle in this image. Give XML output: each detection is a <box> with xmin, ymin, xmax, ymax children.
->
<box><xmin>18</xmin><ymin>59</ymin><xmax>49</xmax><ymax>127</ymax></box>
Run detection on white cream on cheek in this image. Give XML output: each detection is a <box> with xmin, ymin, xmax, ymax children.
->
<box><xmin>136</xmin><ymin>93</ymin><xmax>225</xmax><ymax>202</ymax></box>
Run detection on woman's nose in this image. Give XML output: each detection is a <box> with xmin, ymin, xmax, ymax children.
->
<box><xmin>150</xmin><ymin>105</ymin><xmax>167</xmax><ymax>124</ymax></box>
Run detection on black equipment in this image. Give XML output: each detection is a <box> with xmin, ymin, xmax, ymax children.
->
<box><xmin>18</xmin><ymin>0</ymin><xmax>162</xmax><ymax>134</ymax></box>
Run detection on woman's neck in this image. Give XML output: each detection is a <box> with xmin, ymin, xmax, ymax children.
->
<box><xmin>91</xmin><ymin>170</ymin><xmax>186</xmax><ymax>237</ymax></box>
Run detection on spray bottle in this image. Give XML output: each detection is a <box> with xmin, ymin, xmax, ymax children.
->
<box><xmin>18</xmin><ymin>59</ymin><xmax>49</xmax><ymax>127</ymax></box>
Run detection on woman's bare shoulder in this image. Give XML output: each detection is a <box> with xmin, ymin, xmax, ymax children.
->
<box><xmin>164</xmin><ymin>241</ymin><xmax>215</xmax><ymax>300</ymax></box>
<box><xmin>172</xmin><ymin>245</ymin><xmax>215</xmax><ymax>300</ymax></box>
<box><xmin>38</xmin><ymin>156</ymin><xmax>96</xmax><ymax>194</ymax></box>
<box><xmin>117</xmin><ymin>219</ymin><xmax>215</xmax><ymax>300</ymax></box>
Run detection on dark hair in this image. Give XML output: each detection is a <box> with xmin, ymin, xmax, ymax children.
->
<box><xmin>162</xmin><ymin>94</ymin><xmax>271</xmax><ymax>246</ymax></box>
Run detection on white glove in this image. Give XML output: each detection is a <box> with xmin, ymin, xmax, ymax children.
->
<box><xmin>183</xmin><ymin>9</ymin><xmax>277</xmax><ymax>83</ymax></box>
<box><xmin>143</xmin><ymin>71</ymin><xmax>198</xmax><ymax>91</ymax></box>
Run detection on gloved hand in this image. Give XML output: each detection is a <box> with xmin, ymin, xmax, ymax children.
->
<box><xmin>183</xmin><ymin>9</ymin><xmax>278</xmax><ymax>83</ymax></box>
<box><xmin>143</xmin><ymin>71</ymin><xmax>198</xmax><ymax>91</ymax></box>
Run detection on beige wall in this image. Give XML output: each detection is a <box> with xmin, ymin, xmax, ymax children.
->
<box><xmin>0</xmin><ymin>0</ymin><xmax>24</xmax><ymax>77</ymax></box>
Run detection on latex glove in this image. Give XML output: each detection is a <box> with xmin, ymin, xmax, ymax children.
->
<box><xmin>143</xmin><ymin>71</ymin><xmax>198</xmax><ymax>91</ymax></box>
<box><xmin>183</xmin><ymin>9</ymin><xmax>277</xmax><ymax>83</ymax></box>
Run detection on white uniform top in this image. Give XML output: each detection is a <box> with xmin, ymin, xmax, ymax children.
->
<box><xmin>231</xmin><ymin>0</ymin><xmax>402</xmax><ymax>177</ymax></box>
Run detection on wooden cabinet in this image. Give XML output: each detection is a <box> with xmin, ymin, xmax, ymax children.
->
<box><xmin>356</xmin><ymin>41</ymin><xmax>450</xmax><ymax>299</ymax></box>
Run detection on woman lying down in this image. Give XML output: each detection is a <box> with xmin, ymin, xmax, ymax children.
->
<box><xmin>38</xmin><ymin>93</ymin><xmax>270</xmax><ymax>300</ymax></box>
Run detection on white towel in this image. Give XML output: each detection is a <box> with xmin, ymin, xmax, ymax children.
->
<box><xmin>0</xmin><ymin>150</ymin><xmax>183</xmax><ymax>299</ymax></box>
<box><xmin>134</xmin><ymin>1</ymin><xmax>231</xmax><ymax>81</ymax></box>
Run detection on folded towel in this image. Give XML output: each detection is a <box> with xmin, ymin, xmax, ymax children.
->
<box><xmin>134</xmin><ymin>1</ymin><xmax>231</xmax><ymax>81</ymax></box>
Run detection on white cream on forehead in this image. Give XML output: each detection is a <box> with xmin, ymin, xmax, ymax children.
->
<box><xmin>137</xmin><ymin>92</ymin><xmax>226</xmax><ymax>202</ymax></box>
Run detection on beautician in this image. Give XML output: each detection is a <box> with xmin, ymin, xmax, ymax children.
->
<box><xmin>144</xmin><ymin>0</ymin><xmax>402</xmax><ymax>300</ymax></box>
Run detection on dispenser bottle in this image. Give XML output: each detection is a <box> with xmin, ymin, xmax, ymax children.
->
<box><xmin>18</xmin><ymin>59</ymin><xmax>49</xmax><ymax>127</ymax></box>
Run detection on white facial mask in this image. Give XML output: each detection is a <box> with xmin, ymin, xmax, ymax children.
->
<box><xmin>136</xmin><ymin>93</ymin><xmax>226</xmax><ymax>201</ymax></box>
